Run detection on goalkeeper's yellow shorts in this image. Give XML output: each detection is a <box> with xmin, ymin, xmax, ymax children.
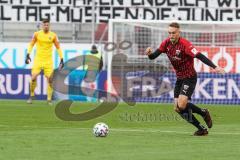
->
<box><xmin>32</xmin><ymin>60</ymin><xmax>53</xmax><ymax>77</ymax></box>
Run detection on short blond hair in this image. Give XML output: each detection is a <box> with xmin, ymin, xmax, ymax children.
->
<box><xmin>169</xmin><ymin>22</ymin><xmax>180</xmax><ymax>29</ymax></box>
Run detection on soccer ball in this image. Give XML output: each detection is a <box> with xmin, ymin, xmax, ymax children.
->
<box><xmin>93</xmin><ymin>122</ymin><xmax>109</xmax><ymax>137</ymax></box>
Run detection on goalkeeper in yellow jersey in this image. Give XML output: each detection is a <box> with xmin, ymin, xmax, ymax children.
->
<box><xmin>25</xmin><ymin>19</ymin><xmax>64</xmax><ymax>105</ymax></box>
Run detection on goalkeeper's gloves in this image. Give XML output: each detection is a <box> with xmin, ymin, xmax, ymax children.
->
<box><xmin>59</xmin><ymin>58</ymin><xmax>64</xmax><ymax>70</ymax></box>
<box><xmin>25</xmin><ymin>54</ymin><xmax>31</xmax><ymax>64</ymax></box>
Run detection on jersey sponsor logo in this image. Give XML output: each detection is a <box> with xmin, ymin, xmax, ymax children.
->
<box><xmin>176</xmin><ymin>50</ymin><xmax>181</xmax><ymax>56</ymax></box>
<box><xmin>172</xmin><ymin>49</ymin><xmax>182</xmax><ymax>61</ymax></box>
<box><xmin>191</xmin><ymin>48</ymin><xmax>198</xmax><ymax>55</ymax></box>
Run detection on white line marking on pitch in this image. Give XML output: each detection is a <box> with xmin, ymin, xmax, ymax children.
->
<box><xmin>0</xmin><ymin>125</ymin><xmax>240</xmax><ymax>135</ymax></box>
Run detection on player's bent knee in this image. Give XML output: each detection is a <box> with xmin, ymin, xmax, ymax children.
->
<box><xmin>48</xmin><ymin>79</ymin><xmax>52</xmax><ymax>84</ymax></box>
<box><xmin>177</xmin><ymin>99</ymin><xmax>188</xmax><ymax>111</ymax></box>
<box><xmin>31</xmin><ymin>77</ymin><xmax>37</xmax><ymax>81</ymax></box>
<box><xmin>177</xmin><ymin>102</ymin><xmax>187</xmax><ymax>111</ymax></box>
<box><xmin>177</xmin><ymin>104</ymin><xmax>186</xmax><ymax>111</ymax></box>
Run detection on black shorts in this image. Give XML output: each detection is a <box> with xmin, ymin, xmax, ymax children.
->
<box><xmin>174</xmin><ymin>76</ymin><xmax>197</xmax><ymax>99</ymax></box>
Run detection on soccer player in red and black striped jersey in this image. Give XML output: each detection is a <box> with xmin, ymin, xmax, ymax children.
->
<box><xmin>146</xmin><ymin>22</ymin><xmax>225</xmax><ymax>136</ymax></box>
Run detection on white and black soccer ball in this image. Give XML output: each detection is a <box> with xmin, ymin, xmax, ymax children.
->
<box><xmin>93</xmin><ymin>122</ymin><xmax>109</xmax><ymax>137</ymax></box>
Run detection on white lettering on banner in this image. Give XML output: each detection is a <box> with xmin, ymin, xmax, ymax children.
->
<box><xmin>0</xmin><ymin>74</ymin><xmax>6</xmax><ymax>94</ymax></box>
<box><xmin>228</xmin><ymin>79</ymin><xmax>240</xmax><ymax>99</ymax></box>
<box><xmin>0</xmin><ymin>0</ymin><xmax>239</xmax><ymax>22</ymax></box>
<box><xmin>127</xmin><ymin>76</ymin><xmax>172</xmax><ymax>98</ymax></box>
<box><xmin>127</xmin><ymin>76</ymin><xmax>141</xmax><ymax>98</ymax></box>
<box><xmin>126</xmin><ymin>76</ymin><xmax>240</xmax><ymax>99</ymax></box>
<box><xmin>160</xmin><ymin>77</ymin><xmax>173</xmax><ymax>98</ymax></box>
<box><xmin>6</xmin><ymin>74</ymin><xmax>23</xmax><ymax>94</ymax></box>
<box><xmin>195</xmin><ymin>78</ymin><xmax>212</xmax><ymax>99</ymax></box>
<box><xmin>195</xmin><ymin>78</ymin><xmax>240</xmax><ymax>99</ymax></box>
<box><xmin>24</xmin><ymin>75</ymin><xmax>32</xmax><ymax>95</ymax></box>
<box><xmin>213</xmin><ymin>78</ymin><xmax>226</xmax><ymax>99</ymax></box>
<box><xmin>43</xmin><ymin>77</ymin><xmax>48</xmax><ymax>95</ymax></box>
<box><xmin>0</xmin><ymin>73</ymin><xmax>45</xmax><ymax>95</ymax></box>
<box><xmin>141</xmin><ymin>76</ymin><xmax>155</xmax><ymax>97</ymax></box>
<box><xmin>24</xmin><ymin>74</ymin><xmax>46</xmax><ymax>95</ymax></box>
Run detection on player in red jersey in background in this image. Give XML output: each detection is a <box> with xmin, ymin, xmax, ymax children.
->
<box><xmin>146</xmin><ymin>22</ymin><xmax>225</xmax><ymax>136</ymax></box>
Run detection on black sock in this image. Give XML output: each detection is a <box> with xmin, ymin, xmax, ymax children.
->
<box><xmin>178</xmin><ymin>106</ymin><xmax>205</xmax><ymax>130</ymax></box>
<box><xmin>190</xmin><ymin>114</ymin><xmax>206</xmax><ymax>130</ymax></box>
<box><xmin>187</xmin><ymin>103</ymin><xmax>206</xmax><ymax>117</ymax></box>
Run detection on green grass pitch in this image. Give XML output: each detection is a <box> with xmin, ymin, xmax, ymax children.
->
<box><xmin>0</xmin><ymin>100</ymin><xmax>240</xmax><ymax>160</ymax></box>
